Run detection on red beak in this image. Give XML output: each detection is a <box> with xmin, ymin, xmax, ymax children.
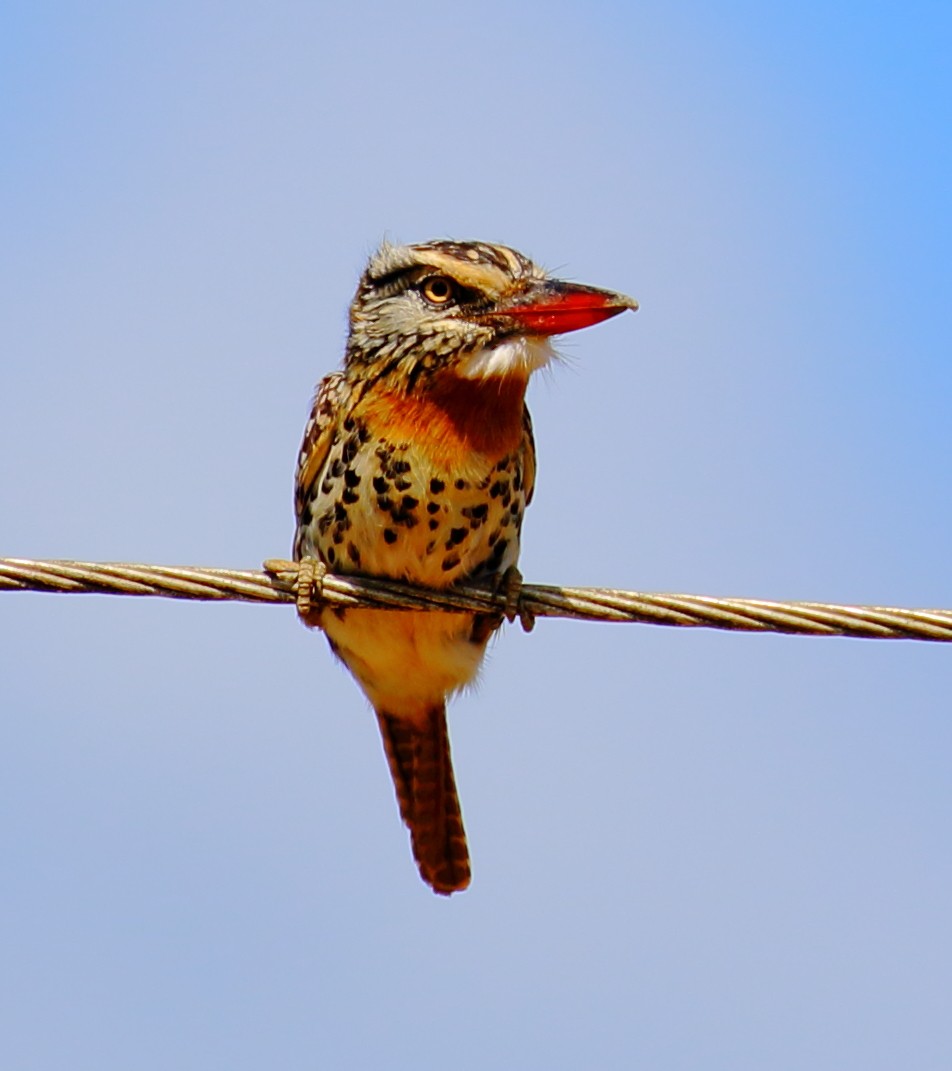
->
<box><xmin>489</xmin><ymin>280</ymin><xmax>638</xmax><ymax>336</ymax></box>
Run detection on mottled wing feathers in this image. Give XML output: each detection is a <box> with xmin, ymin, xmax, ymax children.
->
<box><xmin>521</xmin><ymin>403</ymin><xmax>536</xmax><ymax>507</ymax></box>
<box><xmin>293</xmin><ymin>372</ymin><xmax>350</xmax><ymax>561</ymax></box>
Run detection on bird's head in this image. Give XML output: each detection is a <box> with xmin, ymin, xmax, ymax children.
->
<box><xmin>345</xmin><ymin>239</ymin><xmax>637</xmax><ymax>386</ymax></box>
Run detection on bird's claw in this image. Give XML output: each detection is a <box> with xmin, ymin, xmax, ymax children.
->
<box><xmin>295</xmin><ymin>556</ymin><xmax>328</xmax><ymax>624</ymax></box>
<box><xmin>497</xmin><ymin>566</ymin><xmax>535</xmax><ymax>633</ymax></box>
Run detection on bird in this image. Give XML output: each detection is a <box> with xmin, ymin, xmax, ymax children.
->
<box><xmin>293</xmin><ymin>239</ymin><xmax>637</xmax><ymax>894</ymax></box>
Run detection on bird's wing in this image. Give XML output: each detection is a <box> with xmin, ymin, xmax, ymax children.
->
<box><xmin>293</xmin><ymin>371</ymin><xmax>350</xmax><ymax>560</ymax></box>
<box><xmin>521</xmin><ymin>403</ymin><xmax>537</xmax><ymax>507</ymax></box>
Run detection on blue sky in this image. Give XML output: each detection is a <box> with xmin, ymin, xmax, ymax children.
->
<box><xmin>2</xmin><ymin>3</ymin><xmax>951</xmax><ymax>1068</ymax></box>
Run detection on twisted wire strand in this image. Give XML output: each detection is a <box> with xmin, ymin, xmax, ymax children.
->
<box><xmin>2</xmin><ymin>557</ymin><xmax>951</xmax><ymax>643</ymax></box>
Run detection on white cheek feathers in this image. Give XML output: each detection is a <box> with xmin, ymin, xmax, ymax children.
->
<box><xmin>456</xmin><ymin>336</ymin><xmax>555</xmax><ymax>380</ymax></box>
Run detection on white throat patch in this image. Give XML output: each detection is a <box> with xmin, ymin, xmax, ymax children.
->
<box><xmin>457</xmin><ymin>336</ymin><xmax>554</xmax><ymax>380</ymax></box>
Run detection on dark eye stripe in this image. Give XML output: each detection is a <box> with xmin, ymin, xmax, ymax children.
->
<box><xmin>365</xmin><ymin>266</ymin><xmax>489</xmax><ymax>311</ymax></box>
<box><xmin>365</xmin><ymin>266</ymin><xmax>420</xmax><ymax>298</ymax></box>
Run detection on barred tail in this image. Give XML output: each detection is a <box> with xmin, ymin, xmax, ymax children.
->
<box><xmin>375</xmin><ymin>705</ymin><xmax>471</xmax><ymax>895</ymax></box>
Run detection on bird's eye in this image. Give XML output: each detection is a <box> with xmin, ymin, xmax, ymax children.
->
<box><xmin>420</xmin><ymin>276</ymin><xmax>456</xmax><ymax>306</ymax></box>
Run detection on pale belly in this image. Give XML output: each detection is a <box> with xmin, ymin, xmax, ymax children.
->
<box><xmin>320</xmin><ymin>607</ymin><xmax>487</xmax><ymax>721</ymax></box>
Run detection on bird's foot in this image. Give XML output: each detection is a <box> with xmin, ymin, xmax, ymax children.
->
<box><xmin>496</xmin><ymin>565</ymin><xmax>535</xmax><ymax>633</ymax></box>
<box><xmin>293</xmin><ymin>556</ymin><xmax>328</xmax><ymax>626</ymax></box>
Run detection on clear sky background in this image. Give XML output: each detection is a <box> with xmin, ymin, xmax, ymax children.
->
<box><xmin>2</xmin><ymin>3</ymin><xmax>951</xmax><ymax>1068</ymax></box>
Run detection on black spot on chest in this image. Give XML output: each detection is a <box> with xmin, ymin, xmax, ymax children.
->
<box><xmin>445</xmin><ymin>527</ymin><xmax>468</xmax><ymax>549</ymax></box>
<box><xmin>462</xmin><ymin>503</ymin><xmax>489</xmax><ymax>529</ymax></box>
